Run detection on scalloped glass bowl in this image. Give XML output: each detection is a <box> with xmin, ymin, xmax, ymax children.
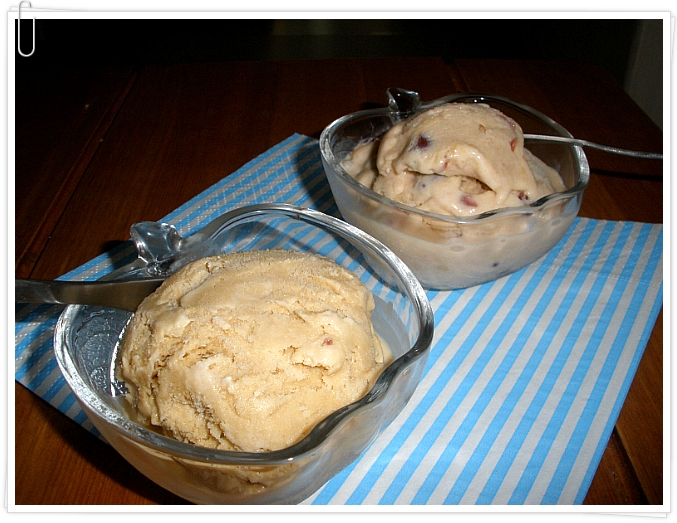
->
<box><xmin>319</xmin><ymin>90</ymin><xmax>590</xmax><ymax>290</ymax></box>
<box><xmin>53</xmin><ymin>204</ymin><xmax>434</xmax><ymax>505</ymax></box>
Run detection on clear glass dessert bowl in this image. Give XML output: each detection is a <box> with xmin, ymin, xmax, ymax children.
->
<box><xmin>53</xmin><ymin>203</ymin><xmax>434</xmax><ymax>505</ymax></box>
<box><xmin>319</xmin><ymin>89</ymin><xmax>590</xmax><ymax>290</ymax></box>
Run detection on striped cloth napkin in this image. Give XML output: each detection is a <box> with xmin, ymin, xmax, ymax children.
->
<box><xmin>14</xmin><ymin>134</ymin><xmax>663</xmax><ymax>505</ymax></box>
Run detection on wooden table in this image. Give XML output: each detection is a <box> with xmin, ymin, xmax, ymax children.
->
<box><xmin>14</xmin><ymin>57</ymin><xmax>663</xmax><ymax>505</ymax></box>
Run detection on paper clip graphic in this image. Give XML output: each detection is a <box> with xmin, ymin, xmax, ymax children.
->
<box><xmin>18</xmin><ymin>1</ymin><xmax>35</xmax><ymax>57</ymax></box>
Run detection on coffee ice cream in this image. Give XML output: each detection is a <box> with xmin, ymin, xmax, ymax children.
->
<box><xmin>118</xmin><ymin>249</ymin><xmax>390</xmax><ymax>453</ymax></box>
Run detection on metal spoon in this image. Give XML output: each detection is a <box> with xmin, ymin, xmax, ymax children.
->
<box><xmin>386</xmin><ymin>89</ymin><xmax>663</xmax><ymax>161</ymax></box>
<box><xmin>523</xmin><ymin>134</ymin><xmax>662</xmax><ymax>160</ymax></box>
<box><xmin>15</xmin><ymin>277</ymin><xmax>165</xmax><ymax>312</ymax></box>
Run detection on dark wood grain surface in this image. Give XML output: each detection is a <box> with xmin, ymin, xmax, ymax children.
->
<box><xmin>13</xmin><ymin>57</ymin><xmax>663</xmax><ymax>505</ymax></box>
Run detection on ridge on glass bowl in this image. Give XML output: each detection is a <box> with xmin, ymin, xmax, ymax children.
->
<box><xmin>319</xmin><ymin>89</ymin><xmax>590</xmax><ymax>290</ymax></box>
<box><xmin>53</xmin><ymin>203</ymin><xmax>434</xmax><ymax>505</ymax></box>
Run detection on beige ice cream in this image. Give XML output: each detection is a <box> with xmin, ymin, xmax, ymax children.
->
<box><xmin>341</xmin><ymin>102</ymin><xmax>565</xmax><ymax>216</ymax></box>
<box><xmin>118</xmin><ymin>249</ymin><xmax>389</xmax><ymax>453</ymax></box>
<box><xmin>333</xmin><ymin>102</ymin><xmax>575</xmax><ymax>289</ymax></box>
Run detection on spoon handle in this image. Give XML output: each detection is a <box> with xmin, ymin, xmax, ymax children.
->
<box><xmin>15</xmin><ymin>278</ymin><xmax>164</xmax><ymax>312</ymax></box>
<box><xmin>524</xmin><ymin>134</ymin><xmax>662</xmax><ymax>160</ymax></box>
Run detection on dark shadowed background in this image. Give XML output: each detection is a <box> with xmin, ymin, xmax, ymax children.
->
<box><xmin>16</xmin><ymin>18</ymin><xmax>663</xmax><ymax>128</ymax></box>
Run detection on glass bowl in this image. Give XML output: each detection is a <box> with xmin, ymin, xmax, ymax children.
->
<box><xmin>53</xmin><ymin>203</ymin><xmax>434</xmax><ymax>505</ymax></box>
<box><xmin>319</xmin><ymin>89</ymin><xmax>590</xmax><ymax>290</ymax></box>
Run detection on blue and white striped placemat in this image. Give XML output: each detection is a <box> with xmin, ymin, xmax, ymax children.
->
<box><xmin>14</xmin><ymin>134</ymin><xmax>663</xmax><ymax>505</ymax></box>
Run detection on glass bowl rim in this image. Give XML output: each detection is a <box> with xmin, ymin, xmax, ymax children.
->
<box><xmin>319</xmin><ymin>92</ymin><xmax>590</xmax><ymax>224</ymax></box>
<box><xmin>53</xmin><ymin>203</ymin><xmax>435</xmax><ymax>465</ymax></box>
